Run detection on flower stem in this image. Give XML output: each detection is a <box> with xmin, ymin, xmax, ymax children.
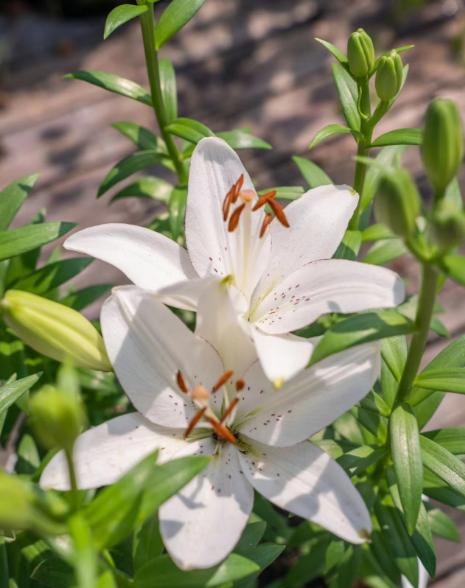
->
<box><xmin>65</xmin><ymin>445</ymin><xmax>80</xmax><ymax>512</ymax></box>
<box><xmin>395</xmin><ymin>263</ymin><xmax>439</xmax><ymax>403</ymax></box>
<box><xmin>137</xmin><ymin>0</ymin><xmax>188</xmax><ymax>185</ymax></box>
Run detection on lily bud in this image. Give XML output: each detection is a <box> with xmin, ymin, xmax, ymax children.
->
<box><xmin>30</xmin><ymin>384</ymin><xmax>85</xmax><ymax>451</ymax></box>
<box><xmin>0</xmin><ymin>290</ymin><xmax>111</xmax><ymax>372</ymax></box>
<box><xmin>429</xmin><ymin>201</ymin><xmax>465</xmax><ymax>252</ymax></box>
<box><xmin>374</xmin><ymin>169</ymin><xmax>420</xmax><ymax>238</ymax></box>
<box><xmin>347</xmin><ymin>29</ymin><xmax>375</xmax><ymax>78</ymax></box>
<box><xmin>375</xmin><ymin>50</ymin><xmax>403</xmax><ymax>102</ymax></box>
<box><xmin>422</xmin><ymin>99</ymin><xmax>464</xmax><ymax>193</ymax></box>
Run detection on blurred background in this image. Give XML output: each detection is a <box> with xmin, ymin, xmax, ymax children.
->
<box><xmin>1</xmin><ymin>1</ymin><xmax>465</xmax><ymax>584</ymax></box>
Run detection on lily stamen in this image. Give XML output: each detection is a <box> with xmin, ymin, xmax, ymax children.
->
<box><xmin>268</xmin><ymin>198</ymin><xmax>290</xmax><ymax>228</ymax></box>
<box><xmin>231</xmin><ymin>174</ymin><xmax>244</xmax><ymax>204</ymax></box>
<box><xmin>206</xmin><ymin>416</ymin><xmax>237</xmax><ymax>444</ymax></box>
<box><xmin>228</xmin><ymin>203</ymin><xmax>246</xmax><ymax>232</ymax></box>
<box><xmin>220</xmin><ymin>397</ymin><xmax>239</xmax><ymax>425</ymax></box>
<box><xmin>260</xmin><ymin>213</ymin><xmax>273</xmax><ymax>238</ymax></box>
<box><xmin>236</xmin><ymin>379</ymin><xmax>245</xmax><ymax>392</ymax></box>
<box><xmin>176</xmin><ymin>370</ymin><xmax>189</xmax><ymax>394</ymax></box>
<box><xmin>223</xmin><ymin>185</ymin><xmax>236</xmax><ymax>221</ymax></box>
<box><xmin>212</xmin><ymin>370</ymin><xmax>234</xmax><ymax>393</ymax></box>
<box><xmin>252</xmin><ymin>190</ymin><xmax>277</xmax><ymax>211</ymax></box>
<box><xmin>184</xmin><ymin>407</ymin><xmax>207</xmax><ymax>438</ymax></box>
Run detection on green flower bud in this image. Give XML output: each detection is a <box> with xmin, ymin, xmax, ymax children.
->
<box><xmin>347</xmin><ymin>29</ymin><xmax>375</xmax><ymax>78</ymax></box>
<box><xmin>30</xmin><ymin>385</ymin><xmax>85</xmax><ymax>451</ymax></box>
<box><xmin>374</xmin><ymin>169</ymin><xmax>420</xmax><ymax>238</ymax></box>
<box><xmin>0</xmin><ymin>290</ymin><xmax>111</xmax><ymax>372</ymax></box>
<box><xmin>375</xmin><ymin>50</ymin><xmax>403</xmax><ymax>102</ymax></box>
<box><xmin>422</xmin><ymin>98</ymin><xmax>464</xmax><ymax>193</ymax></box>
<box><xmin>429</xmin><ymin>201</ymin><xmax>465</xmax><ymax>252</ymax></box>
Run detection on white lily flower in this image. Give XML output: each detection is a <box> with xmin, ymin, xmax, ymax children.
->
<box><xmin>64</xmin><ymin>137</ymin><xmax>404</xmax><ymax>385</ymax></box>
<box><xmin>41</xmin><ymin>285</ymin><xmax>379</xmax><ymax>571</ymax></box>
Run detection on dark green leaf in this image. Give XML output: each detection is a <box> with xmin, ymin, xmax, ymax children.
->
<box><xmin>358</xmin><ymin>391</ymin><xmax>391</xmax><ymax>418</ymax></box>
<box><xmin>135</xmin><ymin>553</ymin><xmax>259</xmax><ymax>588</ymax></box>
<box><xmin>31</xmin><ymin>558</ymin><xmax>74</xmax><ymax>588</ymax></box>
<box><xmin>422</xmin><ymin>428</ymin><xmax>465</xmax><ymax>455</ymax></box>
<box><xmin>234</xmin><ymin>522</ymin><xmax>266</xmax><ymax>557</ymax></box>
<box><xmin>65</xmin><ymin>71</ymin><xmax>152</xmax><ymax>106</ymax></box>
<box><xmin>0</xmin><ymin>374</ymin><xmax>41</xmax><ymax>415</ymax></box>
<box><xmin>414</xmin><ymin>368</ymin><xmax>465</xmax><ymax>394</ymax></box>
<box><xmin>349</xmin><ymin>406</ymin><xmax>387</xmax><ymax>442</ymax></box>
<box><xmin>166</xmin><ymin>118</ymin><xmax>215</xmax><ymax>144</ymax></box>
<box><xmin>336</xmin><ymin>443</ymin><xmax>388</xmax><ymax>477</ymax></box>
<box><xmin>133</xmin><ymin>515</ymin><xmax>163</xmax><ymax>572</ymax></box>
<box><xmin>360</xmin><ymin>145</ymin><xmax>406</xmax><ymax>212</ymax></box>
<box><xmin>0</xmin><ymin>175</ymin><xmax>39</xmax><ymax>232</ymax></box>
<box><xmin>420</xmin><ymin>435</ymin><xmax>465</xmax><ymax>497</ymax></box>
<box><xmin>169</xmin><ymin>186</ymin><xmax>187</xmax><ymax>241</ymax></box>
<box><xmin>292</xmin><ymin>156</ymin><xmax>332</xmax><ymax>188</ymax></box>
<box><xmin>283</xmin><ymin>538</ymin><xmax>329</xmax><ymax>587</ymax></box>
<box><xmin>315</xmin><ymin>38</ymin><xmax>348</xmax><ymax>65</ymax></box>
<box><xmin>309</xmin><ymin>124</ymin><xmax>363</xmax><ymax>149</ymax></box>
<box><xmin>217</xmin><ymin>130</ymin><xmax>272</xmax><ymax>151</ymax></box>
<box><xmin>111</xmin><ymin>176</ymin><xmax>174</xmax><ymax>204</ymax></box>
<box><xmin>425</xmin><ymin>503</ymin><xmax>461</xmax><ymax>542</ymax></box>
<box><xmin>333</xmin><ymin>230</ymin><xmax>362</xmax><ymax>261</ymax></box>
<box><xmin>332</xmin><ymin>63</ymin><xmax>360</xmax><ymax>131</ymax></box>
<box><xmin>11</xmin><ymin>258</ymin><xmax>93</xmax><ymax>296</ymax></box>
<box><xmin>423</xmin><ymin>467</ymin><xmax>465</xmax><ymax>510</ymax></box>
<box><xmin>309</xmin><ymin>311</ymin><xmax>416</xmax><ymax>365</ymax></box>
<box><xmin>362</xmin><ymin>239</ymin><xmax>408</xmax><ymax>266</ymax></box>
<box><xmin>98</xmin><ymin>151</ymin><xmax>165</xmax><ymax>197</ymax></box>
<box><xmin>0</xmin><ymin>222</ymin><xmax>75</xmax><ymax>262</ymax></box>
<box><xmin>112</xmin><ymin>122</ymin><xmax>165</xmax><ymax>152</ymax></box>
<box><xmin>61</xmin><ymin>284</ymin><xmax>113</xmax><ymax>311</ymax></box>
<box><xmin>381</xmin><ymin>336</ymin><xmax>407</xmax><ymax>383</ymax></box>
<box><xmin>370</xmin><ymin>129</ymin><xmax>422</xmax><ymax>148</ymax></box>
<box><xmin>390</xmin><ymin>403</ymin><xmax>423</xmax><ymax>534</ymax></box>
<box><xmin>6</xmin><ymin>208</ymin><xmax>46</xmax><ymax>286</ymax></box>
<box><xmin>156</xmin><ymin>0</ymin><xmax>208</xmax><ymax>49</ymax></box>
<box><xmin>160</xmin><ymin>58</ymin><xmax>178</xmax><ymax>125</ymax></box>
<box><xmin>104</xmin><ymin>4</ymin><xmax>147</xmax><ymax>39</ymax></box>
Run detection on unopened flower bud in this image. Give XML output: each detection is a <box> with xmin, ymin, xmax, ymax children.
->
<box><xmin>374</xmin><ymin>169</ymin><xmax>420</xmax><ymax>238</ymax></box>
<box><xmin>347</xmin><ymin>29</ymin><xmax>375</xmax><ymax>78</ymax></box>
<box><xmin>30</xmin><ymin>385</ymin><xmax>85</xmax><ymax>451</ymax></box>
<box><xmin>429</xmin><ymin>201</ymin><xmax>465</xmax><ymax>252</ymax></box>
<box><xmin>422</xmin><ymin>99</ymin><xmax>464</xmax><ymax>193</ymax></box>
<box><xmin>375</xmin><ymin>51</ymin><xmax>403</xmax><ymax>102</ymax></box>
<box><xmin>0</xmin><ymin>290</ymin><xmax>111</xmax><ymax>372</ymax></box>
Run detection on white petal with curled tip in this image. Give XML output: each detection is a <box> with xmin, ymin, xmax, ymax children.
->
<box><xmin>238</xmin><ymin>439</ymin><xmax>371</xmax><ymax>544</ymax></box>
<box><xmin>185</xmin><ymin>138</ymin><xmax>270</xmax><ymax>300</ymax></box>
<box><xmin>65</xmin><ymin>223</ymin><xmax>198</xmax><ymax>291</ymax></box>
<box><xmin>251</xmin><ymin>185</ymin><xmax>358</xmax><ymax>308</ymax></box>
<box><xmin>156</xmin><ymin>276</ymin><xmax>218</xmax><ymax>311</ymax></box>
<box><xmin>253</xmin><ymin>259</ymin><xmax>405</xmax><ymax>335</ymax></box>
<box><xmin>40</xmin><ymin>413</ymin><xmax>188</xmax><ymax>491</ymax></box>
<box><xmin>235</xmin><ymin>342</ymin><xmax>381</xmax><ymax>447</ymax></box>
<box><xmin>195</xmin><ymin>278</ymin><xmax>257</xmax><ymax>379</ymax></box>
<box><xmin>159</xmin><ymin>440</ymin><xmax>254</xmax><ymax>571</ymax></box>
<box><xmin>252</xmin><ymin>329</ymin><xmax>316</xmax><ymax>386</ymax></box>
<box><xmin>101</xmin><ymin>286</ymin><xmax>225</xmax><ymax>427</ymax></box>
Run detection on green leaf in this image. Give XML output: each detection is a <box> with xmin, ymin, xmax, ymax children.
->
<box><xmin>349</xmin><ymin>406</ymin><xmax>387</xmax><ymax>442</ymax></box>
<box><xmin>425</xmin><ymin>503</ymin><xmax>461</xmax><ymax>542</ymax></box>
<box><xmin>159</xmin><ymin>58</ymin><xmax>178</xmax><ymax>125</ymax></box>
<box><xmin>333</xmin><ymin>230</ymin><xmax>362</xmax><ymax>261</ymax></box>
<box><xmin>234</xmin><ymin>522</ymin><xmax>266</xmax><ymax>556</ymax></box>
<box><xmin>422</xmin><ymin>428</ymin><xmax>465</xmax><ymax>455</ymax></box>
<box><xmin>444</xmin><ymin>177</ymin><xmax>463</xmax><ymax>209</ymax></box>
<box><xmin>169</xmin><ymin>186</ymin><xmax>187</xmax><ymax>241</ymax></box>
<box><xmin>309</xmin><ymin>311</ymin><xmax>416</xmax><ymax>365</ymax></box>
<box><xmin>423</xmin><ymin>467</ymin><xmax>465</xmax><ymax>509</ymax></box>
<box><xmin>0</xmin><ymin>222</ymin><xmax>75</xmax><ymax>262</ymax></box>
<box><xmin>332</xmin><ymin>63</ymin><xmax>360</xmax><ymax>131</ymax></box>
<box><xmin>65</xmin><ymin>71</ymin><xmax>152</xmax><ymax>106</ymax></box>
<box><xmin>0</xmin><ymin>374</ymin><xmax>41</xmax><ymax>415</ymax></box>
<box><xmin>442</xmin><ymin>255</ymin><xmax>465</xmax><ymax>286</ymax></box>
<box><xmin>374</xmin><ymin>494</ymin><xmax>419</xmax><ymax>587</ymax></box>
<box><xmin>31</xmin><ymin>558</ymin><xmax>75</xmax><ymax>588</ymax></box>
<box><xmin>98</xmin><ymin>151</ymin><xmax>165</xmax><ymax>197</ymax></box>
<box><xmin>0</xmin><ymin>174</ymin><xmax>40</xmax><ymax>232</ymax></box>
<box><xmin>315</xmin><ymin>38</ymin><xmax>348</xmax><ymax>65</ymax></box>
<box><xmin>166</xmin><ymin>117</ymin><xmax>215</xmax><ymax>144</ymax></box>
<box><xmin>11</xmin><ymin>258</ymin><xmax>93</xmax><ymax>296</ymax></box>
<box><xmin>381</xmin><ymin>336</ymin><xmax>407</xmax><ymax>383</ymax></box>
<box><xmin>370</xmin><ymin>129</ymin><xmax>422</xmax><ymax>148</ymax></box>
<box><xmin>309</xmin><ymin>124</ymin><xmax>363</xmax><ymax>149</ymax></box>
<box><xmin>6</xmin><ymin>208</ymin><xmax>46</xmax><ymax>285</ymax></box>
<box><xmin>111</xmin><ymin>176</ymin><xmax>174</xmax><ymax>204</ymax></box>
<box><xmin>337</xmin><ymin>443</ymin><xmax>388</xmax><ymax>477</ymax></box>
<box><xmin>360</xmin><ymin>145</ymin><xmax>406</xmax><ymax>211</ymax></box>
<box><xmin>112</xmin><ymin>122</ymin><xmax>166</xmax><ymax>152</ymax></box>
<box><xmin>362</xmin><ymin>224</ymin><xmax>395</xmax><ymax>242</ymax></box>
<box><xmin>68</xmin><ymin>513</ymin><xmax>97</xmax><ymax>588</ymax></box>
<box><xmin>61</xmin><ymin>284</ymin><xmax>113</xmax><ymax>311</ymax></box>
<box><xmin>133</xmin><ymin>515</ymin><xmax>164</xmax><ymax>572</ymax></box>
<box><xmin>16</xmin><ymin>433</ymin><xmax>40</xmax><ymax>475</ymax></box>
<box><xmin>390</xmin><ymin>403</ymin><xmax>423</xmax><ymax>535</ymax></box>
<box><xmin>257</xmin><ymin>186</ymin><xmax>304</xmax><ymax>201</ymax></box>
<box><xmin>420</xmin><ymin>435</ymin><xmax>465</xmax><ymax>497</ymax></box>
<box><xmin>292</xmin><ymin>156</ymin><xmax>332</xmax><ymax>188</ymax></box>
<box><xmin>217</xmin><ymin>130</ymin><xmax>272</xmax><ymax>151</ymax></box>
<box><xmin>155</xmin><ymin>0</ymin><xmax>208</xmax><ymax>49</ymax></box>
<box><xmin>358</xmin><ymin>391</ymin><xmax>391</xmax><ymax>418</ymax></box>
<box><xmin>134</xmin><ymin>553</ymin><xmax>259</xmax><ymax>588</ymax></box>
<box><xmin>283</xmin><ymin>538</ymin><xmax>329</xmax><ymax>587</ymax></box>
<box><xmin>372</xmin><ymin>46</ymin><xmax>414</xmax><ymax>72</ymax></box>
<box><xmin>104</xmin><ymin>4</ymin><xmax>148</xmax><ymax>39</ymax></box>
<box><xmin>362</xmin><ymin>239</ymin><xmax>408</xmax><ymax>266</ymax></box>
<box><xmin>414</xmin><ymin>368</ymin><xmax>465</xmax><ymax>393</ymax></box>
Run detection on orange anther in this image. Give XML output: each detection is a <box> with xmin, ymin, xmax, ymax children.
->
<box><xmin>236</xmin><ymin>379</ymin><xmax>245</xmax><ymax>392</ymax></box>
<box><xmin>220</xmin><ymin>398</ymin><xmax>239</xmax><ymax>425</ymax></box>
<box><xmin>268</xmin><ymin>198</ymin><xmax>290</xmax><ymax>228</ymax></box>
<box><xmin>232</xmin><ymin>175</ymin><xmax>244</xmax><ymax>204</ymax></box>
<box><xmin>223</xmin><ymin>185</ymin><xmax>235</xmax><ymax>221</ymax></box>
<box><xmin>176</xmin><ymin>370</ymin><xmax>189</xmax><ymax>394</ymax></box>
<box><xmin>260</xmin><ymin>213</ymin><xmax>273</xmax><ymax>238</ymax></box>
<box><xmin>252</xmin><ymin>190</ymin><xmax>277</xmax><ymax>211</ymax></box>
<box><xmin>212</xmin><ymin>370</ymin><xmax>234</xmax><ymax>393</ymax></box>
<box><xmin>185</xmin><ymin>407</ymin><xmax>207</xmax><ymax>438</ymax></box>
<box><xmin>228</xmin><ymin>203</ymin><xmax>246</xmax><ymax>232</ymax></box>
<box><xmin>206</xmin><ymin>416</ymin><xmax>237</xmax><ymax>444</ymax></box>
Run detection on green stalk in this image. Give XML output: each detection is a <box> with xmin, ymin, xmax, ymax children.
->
<box><xmin>395</xmin><ymin>263</ymin><xmax>439</xmax><ymax>403</ymax></box>
<box><xmin>65</xmin><ymin>445</ymin><xmax>80</xmax><ymax>512</ymax></box>
<box><xmin>137</xmin><ymin>0</ymin><xmax>188</xmax><ymax>184</ymax></box>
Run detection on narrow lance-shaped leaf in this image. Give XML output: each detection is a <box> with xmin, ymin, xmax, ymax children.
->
<box><xmin>333</xmin><ymin>230</ymin><xmax>362</xmax><ymax>261</ymax></box>
<box><xmin>166</xmin><ymin>118</ymin><xmax>215</xmax><ymax>145</ymax></box>
<box><xmin>414</xmin><ymin>368</ymin><xmax>465</xmax><ymax>394</ymax></box>
<box><xmin>258</xmin><ymin>186</ymin><xmax>304</xmax><ymax>201</ymax></box>
<box><xmin>381</xmin><ymin>335</ymin><xmax>407</xmax><ymax>383</ymax></box>
<box><xmin>112</xmin><ymin>122</ymin><xmax>166</xmax><ymax>152</ymax></box>
<box><xmin>104</xmin><ymin>4</ymin><xmax>148</xmax><ymax>40</ymax></box>
<box><xmin>169</xmin><ymin>186</ymin><xmax>188</xmax><ymax>242</ymax></box>
<box><xmin>217</xmin><ymin>130</ymin><xmax>272</xmax><ymax>151</ymax></box>
<box><xmin>422</xmin><ymin>428</ymin><xmax>465</xmax><ymax>455</ymax></box>
<box><xmin>0</xmin><ymin>373</ymin><xmax>41</xmax><ymax>415</ymax></box>
<box><xmin>420</xmin><ymin>435</ymin><xmax>465</xmax><ymax>497</ymax></box>
<box><xmin>332</xmin><ymin>63</ymin><xmax>360</xmax><ymax>131</ymax></box>
<box><xmin>0</xmin><ymin>174</ymin><xmax>40</xmax><ymax>232</ymax></box>
<box><xmin>309</xmin><ymin>124</ymin><xmax>363</xmax><ymax>149</ymax></box>
<box><xmin>425</xmin><ymin>503</ymin><xmax>461</xmax><ymax>542</ymax></box>
<box><xmin>65</xmin><ymin>71</ymin><xmax>152</xmax><ymax>107</ymax></box>
<box><xmin>390</xmin><ymin>403</ymin><xmax>423</xmax><ymax>535</ymax></box>
<box><xmin>315</xmin><ymin>38</ymin><xmax>349</xmax><ymax>66</ymax></box>
<box><xmin>362</xmin><ymin>223</ymin><xmax>395</xmax><ymax>242</ymax></box>
<box><xmin>111</xmin><ymin>177</ymin><xmax>174</xmax><ymax>204</ymax></box>
<box><xmin>0</xmin><ymin>223</ymin><xmax>75</xmax><ymax>262</ymax></box>
<box><xmin>360</xmin><ymin>145</ymin><xmax>406</xmax><ymax>211</ymax></box>
<box><xmin>68</xmin><ymin>513</ymin><xmax>97</xmax><ymax>588</ymax></box>
<box><xmin>61</xmin><ymin>284</ymin><xmax>114</xmax><ymax>312</ymax></box>
<box><xmin>370</xmin><ymin>128</ymin><xmax>423</xmax><ymax>148</ymax></box>
<box><xmin>156</xmin><ymin>0</ymin><xmax>209</xmax><ymax>49</ymax></box>
<box><xmin>159</xmin><ymin>58</ymin><xmax>178</xmax><ymax>125</ymax></box>
<box><xmin>362</xmin><ymin>239</ymin><xmax>408</xmax><ymax>266</ymax></box>
<box><xmin>98</xmin><ymin>151</ymin><xmax>165</xmax><ymax>198</ymax></box>
<box><xmin>442</xmin><ymin>256</ymin><xmax>465</xmax><ymax>287</ymax></box>
<box><xmin>292</xmin><ymin>156</ymin><xmax>332</xmax><ymax>189</ymax></box>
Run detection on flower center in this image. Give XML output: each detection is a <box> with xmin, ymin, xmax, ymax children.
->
<box><xmin>223</xmin><ymin>175</ymin><xmax>290</xmax><ymax>237</ymax></box>
<box><xmin>177</xmin><ymin>370</ymin><xmax>244</xmax><ymax>444</ymax></box>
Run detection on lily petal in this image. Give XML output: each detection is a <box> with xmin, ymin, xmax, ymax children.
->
<box><xmin>238</xmin><ymin>439</ymin><xmax>372</xmax><ymax>544</ymax></box>
<box><xmin>252</xmin><ymin>329</ymin><xmax>316</xmax><ymax>386</ymax></box>
<box><xmin>196</xmin><ymin>278</ymin><xmax>257</xmax><ymax>379</ymax></box>
<box><xmin>156</xmin><ymin>276</ymin><xmax>218</xmax><ymax>311</ymax></box>
<box><xmin>159</xmin><ymin>441</ymin><xmax>254</xmax><ymax>571</ymax></box>
<box><xmin>101</xmin><ymin>286</ymin><xmax>224</xmax><ymax>427</ymax></box>
<box><xmin>186</xmin><ymin>138</ymin><xmax>270</xmax><ymax>300</ymax></box>
<box><xmin>235</xmin><ymin>342</ymin><xmax>381</xmax><ymax>447</ymax></box>
<box><xmin>253</xmin><ymin>259</ymin><xmax>405</xmax><ymax>334</ymax></box>
<box><xmin>251</xmin><ymin>185</ymin><xmax>358</xmax><ymax>307</ymax></box>
<box><xmin>65</xmin><ymin>223</ymin><xmax>197</xmax><ymax>291</ymax></box>
<box><xmin>40</xmin><ymin>413</ymin><xmax>187</xmax><ymax>490</ymax></box>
